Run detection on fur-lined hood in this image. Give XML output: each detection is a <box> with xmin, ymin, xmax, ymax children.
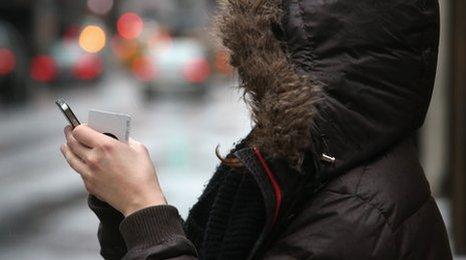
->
<box><xmin>218</xmin><ymin>0</ymin><xmax>439</xmax><ymax>174</ymax></box>
<box><xmin>217</xmin><ymin>0</ymin><xmax>322</xmax><ymax>170</ymax></box>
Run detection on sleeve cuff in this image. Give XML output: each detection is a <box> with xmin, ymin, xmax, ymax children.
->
<box><xmin>119</xmin><ymin>205</ymin><xmax>186</xmax><ymax>250</ymax></box>
<box><xmin>88</xmin><ymin>195</ymin><xmax>125</xmax><ymax>224</ymax></box>
<box><xmin>88</xmin><ymin>195</ymin><xmax>110</xmax><ymax>209</ymax></box>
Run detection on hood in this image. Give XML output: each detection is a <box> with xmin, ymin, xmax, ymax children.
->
<box><xmin>218</xmin><ymin>0</ymin><xmax>440</xmax><ymax>175</ymax></box>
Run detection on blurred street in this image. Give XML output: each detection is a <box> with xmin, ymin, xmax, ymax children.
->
<box><xmin>0</xmin><ymin>70</ymin><xmax>251</xmax><ymax>259</ymax></box>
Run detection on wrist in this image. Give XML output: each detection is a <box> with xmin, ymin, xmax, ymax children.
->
<box><xmin>123</xmin><ymin>194</ymin><xmax>167</xmax><ymax>217</ymax></box>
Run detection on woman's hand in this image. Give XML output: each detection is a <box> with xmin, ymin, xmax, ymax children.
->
<box><xmin>61</xmin><ymin>125</ymin><xmax>166</xmax><ymax>217</ymax></box>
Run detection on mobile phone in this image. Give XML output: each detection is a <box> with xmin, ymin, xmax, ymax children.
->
<box><xmin>55</xmin><ymin>99</ymin><xmax>81</xmax><ymax>129</ymax></box>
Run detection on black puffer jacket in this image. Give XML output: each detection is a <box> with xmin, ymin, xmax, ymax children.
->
<box><xmin>89</xmin><ymin>0</ymin><xmax>452</xmax><ymax>259</ymax></box>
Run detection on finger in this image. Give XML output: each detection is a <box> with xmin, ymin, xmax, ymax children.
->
<box><xmin>61</xmin><ymin>144</ymin><xmax>90</xmax><ymax>177</ymax></box>
<box><xmin>68</xmin><ymin>136</ymin><xmax>93</xmax><ymax>162</ymax></box>
<box><xmin>65</xmin><ymin>127</ymin><xmax>92</xmax><ymax>160</ymax></box>
<box><xmin>64</xmin><ymin>125</ymin><xmax>72</xmax><ymax>137</ymax></box>
<box><xmin>72</xmin><ymin>125</ymin><xmax>115</xmax><ymax>148</ymax></box>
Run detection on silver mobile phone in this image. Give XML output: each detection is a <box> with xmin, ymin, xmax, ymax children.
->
<box><xmin>55</xmin><ymin>99</ymin><xmax>81</xmax><ymax>129</ymax></box>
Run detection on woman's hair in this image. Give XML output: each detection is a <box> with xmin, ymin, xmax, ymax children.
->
<box><xmin>215</xmin><ymin>145</ymin><xmax>243</xmax><ymax>168</ymax></box>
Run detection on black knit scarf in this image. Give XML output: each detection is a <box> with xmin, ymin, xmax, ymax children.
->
<box><xmin>184</xmin><ymin>143</ymin><xmax>266</xmax><ymax>260</ymax></box>
<box><xmin>184</xmin><ymin>163</ymin><xmax>266</xmax><ymax>260</ymax></box>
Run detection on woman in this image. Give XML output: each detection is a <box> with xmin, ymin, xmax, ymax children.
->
<box><xmin>61</xmin><ymin>0</ymin><xmax>452</xmax><ymax>259</ymax></box>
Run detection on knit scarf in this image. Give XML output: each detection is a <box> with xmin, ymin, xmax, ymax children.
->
<box><xmin>184</xmin><ymin>162</ymin><xmax>265</xmax><ymax>259</ymax></box>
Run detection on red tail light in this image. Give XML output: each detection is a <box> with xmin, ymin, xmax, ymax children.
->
<box><xmin>0</xmin><ymin>48</ymin><xmax>16</xmax><ymax>75</ymax></box>
<box><xmin>183</xmin><ymin>58</ymin><xmax>211</xmax><ymax>84</ymax></box>
<box><xmin>117</xmin><ymin>12</ymin><xmax>143</xmax><ymax>40</ymax></box>
<box><xmin>72</xmin><ymin>54</ymin><xmax>103</xmax><ymax>80</ymax></box>
<box><xmin>30</xmin><ymin>55</ymin><xmax>57</xmax><ymax>82</ymax></box>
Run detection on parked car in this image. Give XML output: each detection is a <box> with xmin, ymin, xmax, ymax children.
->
<box><xmin>139</xmin><ymin>38</ymin><xmax>211</xmax><ymax>96</ymax></box>
<box><xmin>0</xmin><ymin>21</ymin><xmax>29</xmax><ymax>104</ymax></box>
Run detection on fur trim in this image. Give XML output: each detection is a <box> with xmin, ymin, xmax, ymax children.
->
<box><xmin>217</xmin><ymin>0</ymin><xmax>322</xmax><ymax>169</ymax></box>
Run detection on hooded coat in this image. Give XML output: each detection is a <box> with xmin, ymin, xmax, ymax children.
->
<box><xmin>88</xmin><ymin>0</ymin><xmax>452</xmax><ymax>259</ymax></box>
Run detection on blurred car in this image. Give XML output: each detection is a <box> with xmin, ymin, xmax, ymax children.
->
<box><xmin>138</xmin><ymin>38</ymin><xmax>211</xmax><ymax>96</ymax></box>
<box><xmin>30</xmin><ymin>38</ymin><xmax>104</xmax><ymax>85</ymax></box>
<box><xmin>0</xmin><ymin>21</ymin><xmax>29</xmax><ymax>104</ymax></box>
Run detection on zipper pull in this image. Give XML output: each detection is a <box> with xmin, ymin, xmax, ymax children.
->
<box><xmin>321</xmin><ymin>153</ymin><xmax>336</xmax><ymax>163</ymax></box>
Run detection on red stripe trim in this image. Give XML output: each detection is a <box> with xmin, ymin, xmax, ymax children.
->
<box><xmin>253</xmin><ymin>147</ymin><xmax>282</xmax><ymax>225</ymax></box>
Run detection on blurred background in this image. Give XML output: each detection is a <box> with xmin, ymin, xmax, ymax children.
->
<box><xmin>0</xmin><ymin>0</ymin><xmax>464</xmax><ymax>259</ymax></box>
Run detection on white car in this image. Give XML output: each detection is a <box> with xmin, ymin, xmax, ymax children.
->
<box><xmin>139</xmin><ymin>38</ymin><xmax>211</xmax><ymax>96</ymax></box>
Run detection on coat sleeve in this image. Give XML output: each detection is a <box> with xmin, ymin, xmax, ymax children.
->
<box><xmin>260</xmin><ymin>191</ymin><xmax>398</xmax><ymax>260</ymax></box>
<box><xmin>119</xmin><ymin>205</ymin><xmax>198</xmax><ymax>259</ymax></box>
<box><xmin>89</xmin><ymin>195</ymin><xmax>198</xmax><ymax>259</ymax></box>
<box><xmin>88</xmin><ymin>195</ymin><xmax>128</xmax><ymax>259</ymax></box>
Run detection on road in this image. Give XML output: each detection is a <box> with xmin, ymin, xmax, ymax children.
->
<box><xmin>0</xmin><ymin>71</ymin><xmax>251</xmax><ymax>259</ymax></box>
